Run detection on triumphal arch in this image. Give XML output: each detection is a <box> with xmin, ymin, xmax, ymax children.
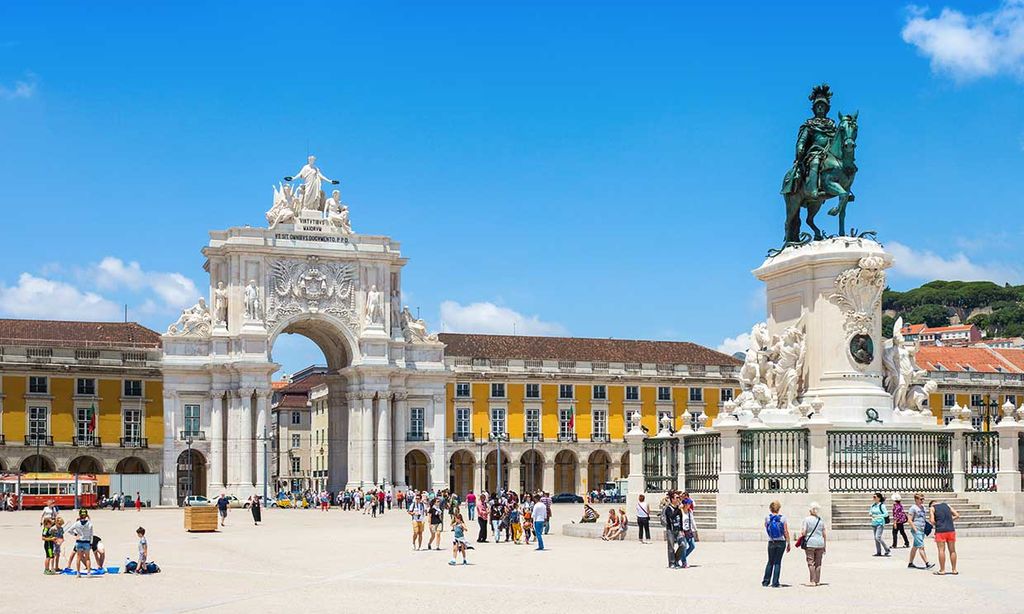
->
<box><xmin>159</xmin><ymin>156</ymin><xmax>447</xmax><ymax>504</ymax></box>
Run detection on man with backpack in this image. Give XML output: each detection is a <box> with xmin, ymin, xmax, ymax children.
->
<box><xmin>663</xmin><ymin>491</ymin><xmax>683</xmax><ymax>569</ymax></box>
<box><xmin>762</xmin><ymin>500</ymin><xmax>791</xmax><ymax>587</ymax></box>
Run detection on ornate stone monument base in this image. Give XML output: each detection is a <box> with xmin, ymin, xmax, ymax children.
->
<box><xmin>754</xmin><ymin>238</ymin><xmax>897</xmax><ymax>427</ymax></box>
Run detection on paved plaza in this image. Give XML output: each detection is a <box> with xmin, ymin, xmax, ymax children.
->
<box><xmin>3</xmin><ymin>505</ymin><xmax>1023</xmax><ymax>613</ymax></box>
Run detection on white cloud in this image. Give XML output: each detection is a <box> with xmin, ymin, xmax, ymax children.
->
<box><xmin>902</xmin><ymin>1</ymin><xmax>1024</xmax><ymax>81</ymax></box>
<box><xmin>0</xmin><ymin>273</ymin><xmax>121</xmax><ymax>320</ymax></box>
<box><xmin>439</xmin><ymin>300</ymin><xmax>567</xmax><ymax>336</ymax></box>
<box><xmin>92</xmin><ymin>257</ymin><xmax>199</xmax><ymax>310</ymax></box>
<box><xmin>887</xmin><ymin>241</ymin><xmax>1024</xmax><ymax>283</ymax></box>
<box><xmin>717</xmin><ymin>331</ymin><xmax>751</xmax><ymax>356</ymax></box>
<box><xmin>0</xmin><ymin>72</ymin><xmax>37</xmax><ymax>100</ymax></box>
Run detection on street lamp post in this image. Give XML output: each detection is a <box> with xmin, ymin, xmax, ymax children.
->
<box><xmin>975</xmin><ymin>395</ymin><xmax>1002</xmax><ymax>432</ymax></box>
<box><xmin>475</xmin><ymin>428</ymin><xmax>486</xmax><ymax>494</ymax></box>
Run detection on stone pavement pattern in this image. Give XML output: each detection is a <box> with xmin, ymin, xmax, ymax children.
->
<box><xmin>1</xmin><ymin>506</ymin><xmax>1022</xmax><ymax>613</ymax></box>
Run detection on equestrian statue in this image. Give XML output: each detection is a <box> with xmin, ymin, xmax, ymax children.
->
<box><xmin>778</xmin><ymin>84</ymin><xmax>867</xmax><ymax>249</ymax></box>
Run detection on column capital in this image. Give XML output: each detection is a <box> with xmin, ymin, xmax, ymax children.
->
<box><xmin>433</xmin><ymin>393</ymin><xmax>446</xmax><ymax>404</ymax></box>
<box><xmin>393</xmin><ymin>391</ymin><xmax>408</xmax><ymax>401</ymax></box>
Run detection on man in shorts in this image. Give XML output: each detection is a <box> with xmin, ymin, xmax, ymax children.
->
<box><xmin>66</xmin><ymin>509</ymin><xmax>94</xmax><ymax>577</ymax></box>
<box><xmin>216</xmin><ymin>493</ymin><xmax>230</xmax><ymax>526</ymax></box>
<box><xmin>408</xmin><ymin>493</ymin><xmax>427</xmax><ymax>550</ymax></box>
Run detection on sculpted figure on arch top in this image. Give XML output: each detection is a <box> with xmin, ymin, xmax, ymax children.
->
<box><xmin>284</xmin><ymin>155</ymin><xmax>339</xmax><ymax>213</ymax></box>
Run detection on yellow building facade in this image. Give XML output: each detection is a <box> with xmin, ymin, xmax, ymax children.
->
<box><xmin>0</xmin><ymin>320</ymin><xmax>164</xmax><ymax>497</ymax></box>
<box><xmin>433</xmin><ymin>333</ymin><xmax>741</xmax><ymax>496</ymax></box>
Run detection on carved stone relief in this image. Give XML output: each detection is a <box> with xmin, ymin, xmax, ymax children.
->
<box><xmin>266</xmin><ymin>256</ymin><xmax>358</xmax><ymax>330</ymax></box>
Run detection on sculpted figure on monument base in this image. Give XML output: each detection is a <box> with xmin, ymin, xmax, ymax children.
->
<box><xmin>400</xmin><ymin>306</ymin><xmax>438</xmax><ymax>343</ymax></box>
<box><xmin>882</xmin><ymin>317</ymin><xmax>933</xmax><ymax>413</ymax></box>
<box><xmin>213</xmin><ymin>281</ymin><xmax>228</xmax><ymax>326</ymax></box>
<box><xmin>244</xmin><ymin>280</ymin><xmax>262</xmax><ymax>321</ymax></box>
<box><xmin>734</xmin><ymin>320</ymin><xmax>806</xmax><ymax>412</ymax></box>
<box><xmin>167</xmin><ymin>297</ymin><xmax>212</xmax><ymax>337</ymax></box>
<box><xmin>363</xmin><ymin>284</ymin><xmax>384</xmax><ymax>328</ymax></box>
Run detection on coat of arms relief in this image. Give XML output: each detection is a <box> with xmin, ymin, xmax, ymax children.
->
<box><xmin>266</xmin><ymin>256</ymin><xmax>358</xmax><ymax>330</ymax></box>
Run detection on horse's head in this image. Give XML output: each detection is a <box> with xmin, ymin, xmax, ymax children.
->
<box><xmin>837</xmin><ymin>110</ymin><xmax>858</xmax><ymax>151</ymax></box>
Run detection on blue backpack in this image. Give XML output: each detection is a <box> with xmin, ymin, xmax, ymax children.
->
<box><xmin>766</xmin><ymin>514</ymin><xmax>785</xmax><ymax>540</ymax></box>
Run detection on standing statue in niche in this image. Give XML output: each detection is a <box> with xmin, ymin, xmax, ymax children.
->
<box><xmin>775</xmin><ymin>84</ymin><xmax>864</xmax><ymax>252</ymax></box>
<box><xmin>284</xmin><ymin>155</ymin><xmax>339</xmax><ymax>213</ymax></box>
<box><xmin>363</xmin><ymin>284</ymin><xmax>384</xmax><ymax>327</ymax></box>
<box><xmin>213</xmin><ymin>281</ymin><xmax>229</xmax><ymax>326</ymax></box>
<box><xmin>244</xmin><ymin>280</ymin><xmax>262</xmax><ymax>321</ymax></box>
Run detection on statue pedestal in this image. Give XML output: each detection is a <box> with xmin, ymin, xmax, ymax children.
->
<box><xmin>754</xmin><ymin>238</ymin><xmax>894</xmax><ymax>427</ymax></box>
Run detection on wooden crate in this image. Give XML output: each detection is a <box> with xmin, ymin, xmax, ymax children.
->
<box><xmin>184</xmin><ymin>506</ymin><xmax>219</xmax><ymax>532</ymax></box>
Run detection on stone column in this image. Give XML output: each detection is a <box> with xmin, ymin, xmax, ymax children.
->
<box><xmin>376</xmin><ymin>393</ymin><xmax>392</xmax><ymax>488</ymax></box>
<box><xmin>225</xmin><ymin>390</ymin><xmax>244</xmax><ymax>490</ymax></box>
<box><xmin>945</xmin><ymin>420</ymin><xmax>973</xmax><ymax>493</ymax></box>
<box><xmin>542</xmin><ymin>460</ymin><xmax>555</xmax><ymax>494</ymax></box>
<box><xmin>625</xmin><ymin>428</ymin><xmax>646</xmax><ymax>511</ymax></box>
<box><xmin>239</xmin><ymin>389</ymin><xmax>255</xmax><ymax>490</ymax></box>
<box><xmin>326</xmin><ymin>381</ymin><xmax>349</xmax><ymax>491</ymax></box>
<box><xmin>805</xmin><ymin>418</ymin><xmax>831</xmax><ymax>494</ymax></box>
<box><xmin>361</xmin><ymin>393</ymin><xmax>375</xmax><ymax>486</ymax></box>
<box><xmin>430</xmin><ymin>393</ymin><xmax>447</xmax><ymax>490</ymax></box>
<box><xmin>393</xmin><ymin>393</ymin><xmax>408</xmax><ymax>490</ymax></box>
<box><xmin>509</xmin><ymin>458</ymin><xmax>522</xmax><ymax>493</ymax></box>
<box><xmin>255</xmin><ymin>390</ymin><xmax>270</xmax><ymax>499</ymax></box>
<box><xmin>209</xmin><ymin>391</ymin><xmax>225</xmax><ymax>492</ymax></box>
<box><xmin>345</xmin><ymin>391</ymin><xmax>362</xmax><ymax>490</ymax></box>
<box><xmin>716</xmin><ymin>421</ymin><xmax>744</xmax><ymax>494</ymax></box>
<box><xmin>160</xmin><ymin>390</ymin><xmax>178</xmax><ymax>505</ymax></box>
<box><xmin>994</xmin><ymin>413</ymin><xmax>1024</xmax><ymax>493</ymax></box>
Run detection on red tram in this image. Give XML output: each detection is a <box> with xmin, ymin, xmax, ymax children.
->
<box><xmin>0</xmin><ymin>473</ymin><xmax>98</xmax><ymax>509</ymax></box>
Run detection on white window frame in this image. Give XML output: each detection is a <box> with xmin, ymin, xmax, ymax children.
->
<box><xmin>28</xmin><ymin>376</ymin><xmax>48</xmax><ymax>395</ymax></box>
<box><xmin>183</xmin><ymin>404</ymin><xmax>201</xmax><ymax>436</ymax></box>
<box><xmin>455</xmin><ymin>382</ymin><xmax>471</xmax><ymax>398</ymax></box>
<box><xmin>559</xmin><ymin>384</ymin><xmax>574</xmax><ymax>399</ymax></box>
<box><xmin>689</xmin><ymin>410</ymin><xmax>703</xmax><ymax>431</ymax></box>
<box><xmin>625</xmin><ymin>386</ymin><xmax>639</xmax><ymax>401</ymax></box>
<box><xmin>291</xmin><ymin>433</ymin><xmax>301</xmax><ymax>448</ymax></box>
<box><xmin>688</xmin><ymin>387</ymin><xmax>703</xmax><ymax>402</ymax></box>
<box><xmin>122</xmin><ymin>406</ymin><xmax>144</xmax><ymax>443</ymax></box>
<box><xmin>558</xmin><ymin>408</ymin><xmax>574</xmax><ymax>436</ymax></box>
<box><xmin>490</xmin><ymin>407</ymin><xmax>507</xmax><ymax>437</ymax></box>
<box><xmin>123</xmin><ymin>379</ymin><xmax>143</xmax><ymax>398</ymax></box>
<box><xmin>75</xmin><ymin>407</ymin><xmax>93</xmax><ymax>444</ymax></box>
<box><xmin>943</xmin><ymin>394</ymin><xmax>956</xmax><ymax>408</ymax></box>
<box><xmin>455</xmin><ymin>407</ymin><xmax>471</xmax><ymax>437</ymax></box>
<box><xmin>76</xmin><ymin>378</ymin><xmax>96</xmax><ymax>396</ymax></box>
<box><xmin>410</xmin><ymin>407</ymin><xmax>425</xmax><ymax>436</ymax></box>
<box><xmin>657</xmin><ymin>386</ymin><xmax>672</xmax><ymax>402</ymax></box>
<box><xmin>291</xmin><ymin>411</ymin><xmax>301</xmax><ymax>425</ymax></box>
<box><xmin>290</xmin><ymin>457</ymin><xmax>301</xmax><ymax>474</ymax></box>
<box><xmin>525</xmin><ymin>407</ymin><xmax>541</xmax><ymax>437</ymax></box>
<box><xmin>28</xmin><ymin>405</ymin><xmax>49</xmax><ymax>442</ymax></box>
<box><xmin>721</xmin><ymin>388</ymin><xmax>734</xmax><ymax>402</ymax></box>
<box><xmin>592</xmin><ymin>385</ymin><xmax>607</xmax><ymax>400</ymax></box>
<box><xmin>970</xmin><ymin>394</ymin><xmax>983</xmax><ymax>407</ymax></box>
<box><xmin>490</xmin><ymin>383</ymin><xmax>506</xmax><ymax>399</ymax></box>
<box><xmin>592</xmin><ymin>408</ymin><xmax>607</xmax><ymax>437</ymax></box>
<box><xmin>525</xmin><ymin>383</ymin><xmax>540</xmax><ymax>399</ymax></box>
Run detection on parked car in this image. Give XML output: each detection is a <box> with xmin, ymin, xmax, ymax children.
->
<box><xmin>243</xmin><ymin>496</ymin><xmax>275</xmax><ymax>509</ymax></box>
<box><xmin>183</xmin><ymin>495</ymin><xmax>212</xmax><ymax>507</ymax></box>
<box><xmin>551</xmin><ymin>493</ymin><xmax>583</xmax><ymax>504</ymax></box>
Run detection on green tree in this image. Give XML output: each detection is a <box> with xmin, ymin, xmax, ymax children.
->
<box><xmin>906</xmin><ymin>304</ymin><xmax>950</xmax><ymax>328</ymax></box>
<box><xmin>881</xmin><ymin>315</ymin><xmax>895</xmax><ymax>339</ymax></box>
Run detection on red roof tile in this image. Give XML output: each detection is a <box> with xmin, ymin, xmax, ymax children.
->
<box><xmin>915</xmin><ymin>346</ymin><xmax>1022</xmax><ymax>374</ymax></box>
<box><xmin>0</xmin><ymin>319</ymin><xmax>161</xmax><ymax>349</ymax></box>
<box><xmin>437</xmin><ymin>333</ymin><xmax>740</xmax><ymax>366</ymax></box>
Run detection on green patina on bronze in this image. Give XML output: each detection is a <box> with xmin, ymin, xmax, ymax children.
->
<box><xmin>778</xmin><ymin>84</ymin><xmax>866</xmax><ymax>246</ymax></box>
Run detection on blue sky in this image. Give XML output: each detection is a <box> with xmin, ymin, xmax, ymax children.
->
<box><xmin>1</xmin><ymin>0</ymin><xmax>1022</xmax><ymax>373</ymax></box>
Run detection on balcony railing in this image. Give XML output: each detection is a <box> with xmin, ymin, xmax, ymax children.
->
<box><xmin>406</xmin><ymin>432</ymin><xmax>430</xmax><ymax>442</ymax></box>
<box><xmin>591</xmin><ymin>434</ymin><xmax>611</xmax><ymax>443</ymax></box>
<box><xmin>24</xmin><ymin>435</ymin><xmax>54</xmax><ymax>446</ymax></box>
<box><xmin>72</xmin><ymin>436</ymin><xmax>102</xmax><ymax>447</ymax></box>
<box><xmin>120</xmin><ymin>437</ymin><xmax>148</xmax><ymax>448</ymax></box>
<box><xmin>488</xmin><ymin>432</ymin><xmax>510</xmax><ymax>442</ymax></box>
<box><xmin>557</xmin><ymin>433</ymin><xmax>578</xmax><ymax>443</ymax></box>
<box><xmin>452</xmin><ymin>433</ymin><xmax>475</xmax><ymax>442</ymax></box>
<box><xmin>180</xmin><ymin>431</ymin><xmax>206</xmax><ymax>441</ymax></box>
<box><xmin>523</xmin><ymin>433</ymin><xmax>544</xmax><ymax>443</ymax></box>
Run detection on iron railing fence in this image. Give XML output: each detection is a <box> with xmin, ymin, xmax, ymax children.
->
<box><xmin>827</xmin><ymin>430</ymin><xmax>953</xmax><ymax>493</ymax></box>
<box><xmin>740</xmin><ymin>429</ymin><xmax>809</xmax><ymax>493</ymax></box>
<box><xmin>964</xmin><ymin>431</ymin><xmax>999</xmax><ymax>492</ymax></box>
<box><xmin>643</xmin><ymin>437</ymin><xmax>679</xmax><ymax>493</ymax></box>
<box><xmin>683</xmin><ymin>433</ymin><xmax>720</xmax><ymax>493</ymax></box>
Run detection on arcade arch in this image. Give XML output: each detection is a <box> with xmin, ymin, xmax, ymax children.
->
<box><xmin>449</xmin><ymin>449</ymin><xmax>475</xmax><ymax>497</ymax></box>
<box><xmin>554</xmin><ymin>450</ymin><xmax>579</xmax><ymax>495</ymax></box>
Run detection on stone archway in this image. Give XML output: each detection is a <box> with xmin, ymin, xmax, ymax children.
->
<box><xmin>554</xmin><ymin>450</ymin><xmax>578</xmax><ymax>495</ymax></box>
<box><xmin>68</xmin><ymin>456</ymin><xmax>103</xmax><ymax>474</ymax></box>
<box><xmin>520</xmin><ymin>449</ymin><xmax>544</xmax><ymax>493</ymax></box>
<box><xmin>405</xmin><ymin>450</ymin><xmax>430</xmax><ymax>491</ymax></box>
<box><xmin>620</xmin><ymin>451</ymin><xmax>630</xmax><ymax>479</ymax></box>
<box><xmin>117</xmin><ymin>457</ymin><xmax>150</xmax><ymax>474</ymax></box>
<box><xmin>176</xmin><ymin>450</ymin><xmax>207</xmax><ymax>504</ymax></box>
<box><xmin>20</xmin><ymin>455</ymin><xmax>55</xmax><ymax>473</ymax></box>
<box><xmin>448</xmin><ymin>449</ymin><xmax>475</xmax><ymax>497</ymax></box>
<box><xmin>587</xmin><ymin>450</ymin><xmax>611</xmax><ymax>490</ymax></box>
<box><xmin>485</xmin><ymin>450</ymin><xmax>510</xmax><ymax>494</ymax></box>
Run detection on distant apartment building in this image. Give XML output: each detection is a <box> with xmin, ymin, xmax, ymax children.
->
<box><xmin>901</xmin><ymin>323</ymin><xmax>981</xmax><ymax>347</ymax></box>
<box><xmin>915</xmin><ymin>345</ymin><xmax>1024</xmax><ymax>430</ymax></box>
<box><xmin>270</xmin><ymin>366</ymin><xmax>326</xmax><ymax>493</ymax></box>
